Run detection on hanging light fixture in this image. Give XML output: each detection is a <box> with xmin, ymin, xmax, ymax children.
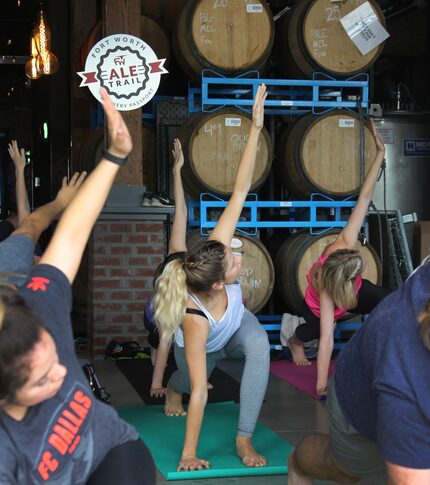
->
<box><xmin>25</xmin><ymin>2</ymin><xmax>59</xmax><ymax>79</ymax></box>
<box><xmin>25</xmin><ymin>32</ymin><xmax>42</xmax><ymax>79</ymax></box>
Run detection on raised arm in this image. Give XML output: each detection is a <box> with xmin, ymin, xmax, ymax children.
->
<box><xmin>8</xmin><ymin>140</ymin><xmax>30</xmax><ymax>225</ymax></box>
<box><xmin>168</xmin><ymin>138</ymin><xmax>187</xmax><ymax>255</ymax></box>
<box><xmin>209</xmin><ymin>84</ymin><xmax>267</xmax><ymax>246</ymax></box>
<box><xmin>12</xmin><ymin>173</ymin><xmax>86</xmax><ymax>243</ymax></box>
<box><xmin>336</xmin><ymin>121</ymin><xmax>385</xmax><ymax>249</ymax></box>
<box><xmin>40</xmin><ymin>88</ymin><xmax>132</xmax><ymax>283</ymax></box>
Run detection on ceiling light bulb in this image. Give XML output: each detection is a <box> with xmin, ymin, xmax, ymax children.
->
<box><xmin>40</xmin><ymin>51</ymin><xmax>59</xmax><ymax>75</ymax></box>
<box><xmin>25</xmin><ymin>56</ymin><xmax>42</xmax><ymax>79</ymax></box>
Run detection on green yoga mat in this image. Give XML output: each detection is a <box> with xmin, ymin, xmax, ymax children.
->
<box><xmin>118</xmin><ymin>401</ymin><xmax>292</xmax><ymax>480</ymax></box>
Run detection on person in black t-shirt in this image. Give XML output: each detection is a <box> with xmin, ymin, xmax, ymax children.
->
<box><xmin>0</xmin><ymin>89</ymin><xmax>155</xmax><ymax>485</ymax></box>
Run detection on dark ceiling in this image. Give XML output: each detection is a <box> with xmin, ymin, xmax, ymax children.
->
<box><xmin>0</xmin><ymin>0</ymin><xmax>428</xmax><ymax>108</ymax></box>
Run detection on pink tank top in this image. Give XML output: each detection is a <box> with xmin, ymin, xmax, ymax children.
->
<box><xmin>304</xmin><ymin>255</ymin><xmax>362</xmax><ymax>320</ymax></box>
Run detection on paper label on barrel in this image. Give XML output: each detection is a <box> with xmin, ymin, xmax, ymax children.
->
<box><xmin>225</xmin><ymin>118</ymin><xmax>242</xmax><ymax>127</ymax></box>
<box><xmin>340</xmin><ymin>2</ymin><xmax>390</xmax><ymax>56</ymax></box>
<box><xmin>231</xmin><ymin>237</ymin><xmax>243</xmax><ymax>249</ymax></box>
<box><xmin>246</xmin><ymin>4</ymin><xmax>263</xmax><ymax>13</ymax></box>
<box><xmin>339</xmin><ymin>119</ymin><xmax>355</xmax><ymax>128</ymax></box>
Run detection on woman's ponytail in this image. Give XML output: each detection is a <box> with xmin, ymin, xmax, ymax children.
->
<box><xmin>152</xmin><ymin>259</ymin><xmax>188</xmax><ymax>343</ymax></box>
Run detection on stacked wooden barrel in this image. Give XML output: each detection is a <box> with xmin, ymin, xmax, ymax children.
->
<box><xmin>174</xmin><ymin>0</ymin><xmax>275</xmax><ymax>79</ymax></box>
<box><xmin>178</xmin><ymin>108</ymin><xmax>272</xmax><ymax>196</ymax></box>
<box><xmin>278</xmin><ymin>112</ymin><xmax>378</xmax><ymax>198</ymax></box>
<box><xmin>279</xmin><ymin>0</ymin><xmax>386</xmax><ymax>78</ymax></box>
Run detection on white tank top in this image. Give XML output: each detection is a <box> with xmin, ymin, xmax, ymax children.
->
<box><xmin>175</xmin><ymin>282</ymin><xmax>244</xmax><ymax>353</ymax></box>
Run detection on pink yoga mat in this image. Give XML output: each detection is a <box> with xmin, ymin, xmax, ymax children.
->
<box><xmin>270</xmin><ymin>360</ymin><xmax>336</xmax><ymax>400</ymax></box>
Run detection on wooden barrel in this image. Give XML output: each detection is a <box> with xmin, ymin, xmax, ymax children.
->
<box><xmin>187</xmin><ymin>232</ymin><xmax>274</xmax><ymax>313</ymax></box>
<box><xmin>178</xmin><ymin>109</ymin><xmax>272</xmax><ymax>197</ymax></box>
<box><xmin>77</xmin><ymin>16</ymin><xmax>170</xmax><ymax>73</ymax></box>
<box><xmin>75</xmin><ymin>126</ymin><xmax>156</xmax><ymax>190</ymax></box>
<box><xmin>75</xmin><ymin>129</ymin><xmax>104</xmax><ymax>173</ymax></box>
<box><xmin>275</xmin><ymin>231</ymin><xmax>382</xmax><ymax>315</ymax></box>
<box><xmin>174</xmin><ymin>0</ymin><xmax>274</xmax><ymax>79</ymax></box>
<box><xmin>278</xmin><ymin>111</ymin><xmax>377</xmax><ymax>198</ymax></box>
<box><xmin>279</xmin><ymin>0</ymin><xmax>386</xmax><ymax>78</ymax></box>
<box><xmin>141</xmin><ymin>0</ymin><xmax>188</xmax><ymax>32</ymax></box>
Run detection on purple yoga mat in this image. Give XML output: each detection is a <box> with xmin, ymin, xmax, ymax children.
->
<box><xmin>270</xmin><ymin>360</ymin><xmax>336</xmax><ymax>400</ymax></box>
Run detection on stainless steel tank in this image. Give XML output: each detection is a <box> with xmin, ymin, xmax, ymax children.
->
<box><xmin>372</xmin><ymin>112</ymin><xmax>430</xmax><ymax>220</ymax></box>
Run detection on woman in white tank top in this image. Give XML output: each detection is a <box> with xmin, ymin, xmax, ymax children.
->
<box><xmin>152</xmin><ymin>85</ymin><xmax>270</xmax><ymax>472</ymax></box>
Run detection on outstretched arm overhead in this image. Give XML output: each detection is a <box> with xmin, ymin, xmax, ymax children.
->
<box><xmin>8</xmin><ymin>140</ymin><xmax>30</xmax><ymax>226</ymax></box>
<box><xmin>168</xmin><ymin>138</ymin><xmax>187</xmax><ymax>255</ymax></box>
<box><xmin>40</xmin><ymin>88</ymin><xmax>132</xmax><ymax>283</ymax></box>
<box><xmin>335</xmin><ymin>121</ymin><xmax>385</xmax><ymax>250</ymax></box>
<box><xmin>12</xmin><ymin>172</ymin><xmax>86</xmax><ymax>243</ymax></box>
<box><xmin>209</xmin><ymin>84</ymin><xmax>267</xmax><ymax>247</ymax></box>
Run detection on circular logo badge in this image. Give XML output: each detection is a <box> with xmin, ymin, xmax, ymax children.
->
<box><xmin>78</xmin><ymin>34</ymin><xmax>167</xmax><ymax>111</ymax></box>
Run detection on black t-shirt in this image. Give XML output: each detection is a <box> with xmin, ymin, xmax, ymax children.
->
<box><xmin>335</xmin><ymin>263</ymin><xmax>430</xmax><ymax>469</ymax></box>
<box><xmin>0</xmin><ymin>265</ymin><xmax>138</xmax><ymax>484</ymax></box>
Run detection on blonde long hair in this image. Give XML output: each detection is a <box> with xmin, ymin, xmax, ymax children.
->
<box><xmin>152</xmin><ymin>239</ymin><xmax>226</xmax><ymax>342</ymax></box>
<box><xmin>321</xmin><ymin>249</ymin><xmax>364</xmax><ymax>309</ymax></box>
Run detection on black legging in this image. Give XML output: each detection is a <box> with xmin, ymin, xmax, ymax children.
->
<box><xmin>86</xmin><ymin>439</ymin><xmax>156</xmax><ymax>485</ymax></box>
<box><xmin>295</xmin><ymin>279</ymin><xmax>390</xmax><ymax>343</ymax></box>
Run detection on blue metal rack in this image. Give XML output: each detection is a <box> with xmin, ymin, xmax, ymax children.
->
<box><xmin>188</xmin><ymin>70</ymin><xmax>369</xmax><ymax>115</ymax></box>
<box><xmin>257</xmin><ymin>315</ymin><xmax>283</xmax><ymax>350</ymax></box>
<box><xmin>91</xmin><ymin>95</ymin><xmax>187</xmax><ymax>129</ymax></box>
<box><xmin>188</xmin><ymin>193</ymin><xmax>357</xmax><ymax>236</ymax></box>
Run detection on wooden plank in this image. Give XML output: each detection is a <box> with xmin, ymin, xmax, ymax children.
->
<box><xmin>102</xmin><ymin>0</ymin><xmax>143</xmax><ymax>185</ymax></box>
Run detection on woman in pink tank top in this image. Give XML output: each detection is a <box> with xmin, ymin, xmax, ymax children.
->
<box><xmin>288</xmin><ymin>122</ymin><xmax>390</xmax><ymax>398</ymax></box>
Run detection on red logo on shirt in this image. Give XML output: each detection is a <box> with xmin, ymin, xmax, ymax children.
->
<box><xmin>37</xmin><ymin>390</ymin><xmax>93</xmax><ymax>480</ymax></box>
<box><xmin>27</xmin><ymin>277</ymin><xmax>51</xmax><ymax>292</ymax></box>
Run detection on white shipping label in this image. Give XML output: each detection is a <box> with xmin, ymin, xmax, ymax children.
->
<box><xmin>225</xmin><ymin>118</ymin><xmax>241</xmax><ymax>127</ymax></box>
<box><xmin>247</xmin><ymin>4</ymin><xmax>263</xmax><ymax>13</ymax></box>
<box><xmin>339</xmin><ymin>119</ymin><xmax>355</xmax><ymax>128</ymax></box>
<box><xmin>231</xmin><ymin>237</ymin><xmax>243</xmax><ymax>249</ymax></box>
<box><xmin>340</xmin><ymin>2</ymin><xmax>390</xmax><ymax>56</ymax></box>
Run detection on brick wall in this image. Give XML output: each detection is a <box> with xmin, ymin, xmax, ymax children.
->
<box><xmin>89</xmin><ymin>220</ymin><xmax>166</xmax><ymax>358</ymax></box>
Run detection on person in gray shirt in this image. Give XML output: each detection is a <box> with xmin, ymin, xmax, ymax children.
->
<box><xmin>0</xmin><ymin>89</ymin><xmax>155</xmax><ymax>485</ymax></box>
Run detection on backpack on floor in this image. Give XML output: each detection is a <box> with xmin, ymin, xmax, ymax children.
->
<box><xmin>105</xmin><ymin>340</ymin><xmax>144</xmax><ymax>360</ymax></box>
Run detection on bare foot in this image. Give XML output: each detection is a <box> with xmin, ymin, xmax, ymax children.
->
<box><xmin>207</xmin><ymin>382</ymin><xmax>213</xmax><ymax>390</ymax></box>
<box><xmin>164</xmin><ymin>386</ymin><xmax>186</xmax><ymax>416</ymax></box>
<box><xmin>288</xmin><ymin>338</ymin><xmax>311</xmax><ymax>366</ymax></box>
<box><xmin>236</xmin><ymin>436</ymin><xmax>267</xmax><ymax>467</ymax></box>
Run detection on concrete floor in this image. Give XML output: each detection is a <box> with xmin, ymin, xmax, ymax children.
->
<box><xmin>94</xmin><ymin>359</ymin><xmax>385</xmax><ymax>485</ymax></box>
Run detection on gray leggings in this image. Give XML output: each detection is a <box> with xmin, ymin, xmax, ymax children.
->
<box><xmin>171</xmin><ymin>309</ymin><xmax>270</xmax><ymax>437</ymax></box>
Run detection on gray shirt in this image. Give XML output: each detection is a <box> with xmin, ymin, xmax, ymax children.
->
<box><xmin>0</xmin><ymin>265</ymin><xmax>138</xmax><ymax>484</ymax></box>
